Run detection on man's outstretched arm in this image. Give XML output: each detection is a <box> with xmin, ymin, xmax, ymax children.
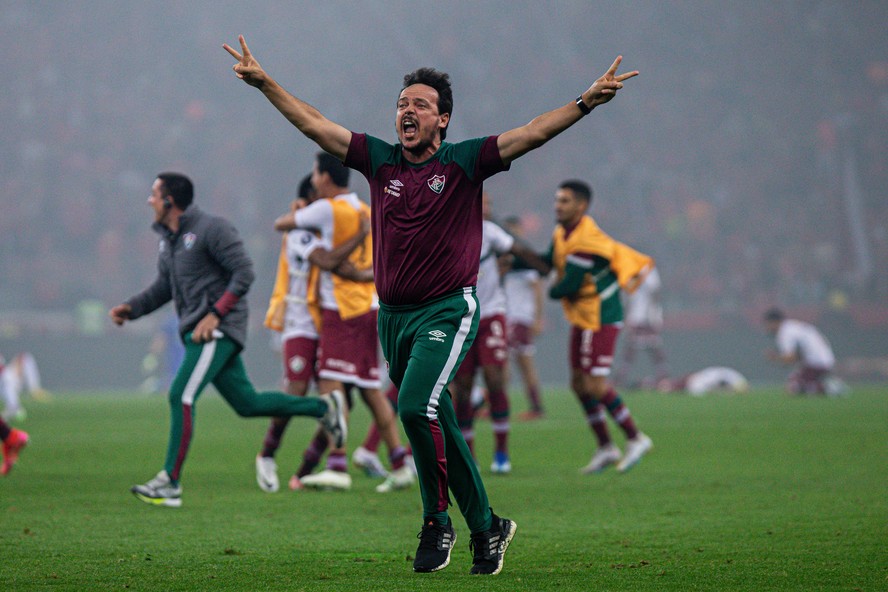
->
<box><xmin>497</xmin><ymin>56</ymin><xmax>638</xmax><ymax>165</ymax></box>
<box><xmin>224</xmin><ymin>35</ymin><xmax>352</xmax><ymax>160</ymax></box>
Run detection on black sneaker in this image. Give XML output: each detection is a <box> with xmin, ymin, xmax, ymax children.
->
<box><xmin>413</xmin><ymin>518</ymin><xmax>456</xmax><ymax>573</ymax></box>
<box><xmin>469</xmin><ymin>513</ymin><xmax>516</xmax><ymax>575</ymax></box>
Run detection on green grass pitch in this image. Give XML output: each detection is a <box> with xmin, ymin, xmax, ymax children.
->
<box><xmin>2</xmin><ymin>386</ymin><xmax>886</xmax><ymax>591</ymax></box>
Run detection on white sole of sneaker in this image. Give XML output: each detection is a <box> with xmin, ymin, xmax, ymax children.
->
<box><xmin>490</xmin><ymin>520</ymin><xmax>517</xmax><ymax>576</ymax></box>
<box><xmin>413</xmin><ymin>533</ymin><xmax>456</xmax><ymax>573</ymax></box>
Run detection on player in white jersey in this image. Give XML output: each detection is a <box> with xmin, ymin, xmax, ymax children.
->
<box><xmin>276</xmin><ymin>154</ymin><xmax>412</xmax><ymax>493</ymax></box>
<box><xmin>1</xmin><ymin>352</ymin><xmax>49</xmax><ymax>422</ymax></box>
<box><xmin>657</xmin><ymin>366</ymin><xmax>748</xmax><ymax>396</ymax></box>
<box><xmin>451</xmin><ymin>195</ymin><xmax>548</xmax><ymax>473</ymax></box>
<box><xmin>256</xmin><ymin>175</ymin><xmax>372</xmax><ymax>493</ymax></box>
<box><xmin>615</xmin><ymin>265</ymin><xmax>668</xmax><ymax>388</ymax></box>
<box><xmin>502</xmin><ymin>216</ymin><xmax>545</xmax><ymax>420</ymax></box>
<box><xmin>763</xmin><ymin>308</ymin><xmax>845</xmax><ymax>396</ymax></box>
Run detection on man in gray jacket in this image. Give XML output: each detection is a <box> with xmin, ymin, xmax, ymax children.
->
<box><xmin>109</xmin><ymin>172</ymin><xmax>347</xmax><ymax>508</ymax></box>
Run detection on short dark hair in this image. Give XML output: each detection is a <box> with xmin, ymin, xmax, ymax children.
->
<box><xmin>156</xmin><ymin>172</ymin><xmax>194</xmax><ymax>210</ymax></box>
<box><xmin>763</xmin><ymin>307</ymin><xmax>785</xmax><ymax>322</ymax></box>
<box><xmin>297</xmin><ymin>174</ymin><xmax>314</xmax><ymax>200</ymax></box>
<box><xmin>559</xmin><ymin>179</ymin><xmax>593</xmax><ymax>204</ymax></box>
<box><xmin>315</xmin><ymin>152</ymin><xmax>350</xmax><ymax>188</ymax></box>
<box><xmin>402</xmin><ymin>67</ymin><xmax>453</xmax><ymax>140</ymax></box>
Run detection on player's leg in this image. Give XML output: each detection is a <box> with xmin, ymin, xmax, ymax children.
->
<box><xmin>400</xmin><ymin>293</ymin><xmax>503</xmax><ymax>531</ymax></box>
<box><xmin>362</xmin><ymin>386</ymin><xmax>413</xmax><ymax>492</ymax></box>
<box><xmin>570</xmin><ymin>327</ymin><xmax>619</xmax><ymax>473</ymax></box>
<box><xmin>614</xmin><ymin>326</ymin><xmax>638</xmax><ymax>387</ymax></box>
<box><xmin>302</xmin><ymin>310</ymin><xmax>380</xmax><ymax>491</ymax></box>
<box><xmin>801</xmin><ymin>366</ymin><xmax>828</xmax><ymax>395</ymax></box>
<box><xmin>482</xmin><ymin>362</ymin><xmax>511</xmax><ymax>473</ymax></box>
<box><xmin>353</xmin><ymin>383</ymin><xmax>394</xmax><ymax>478</ymax></box>
<box><xmin>348</xmin><ymin>311</ymin><xmax>411</xmax><ymax>485</ymax></box>
<box><xmin>131</xmin><ymin>332</ymin><xmax>232</xmax><ymax>506</ymax></box>
<box><xmin>645</xmin><ymin>328</ymin><xmax>669</xmax><ymax>383</ymax></box>
<box><xmin>478</xmin><ymin>315</ymin><xmax>510</xmax><ymax>473</ymax></box>
<box><xmin>18</xmin><ymin>352</ymin><xmax>47</xmax><ymax>399</ymax></box>
<box><xmin>256</xmin><ymin>336</ymin><xmax>317</xmax><ymax>492</ymax></box>
<box><xmin>1</xmin><ymin>363</ymin><xmax>23</xmax><ymax>422</ymax></box>
<box><xmin>0</xmin><ymin>414</ymin><xmax>28</xmax><ymax>476</ymax></box>
<box><xmin>210</xmin><ymin>339</ymin><xmax>345</xmax><ymax>455</ymax></box>
<box><xmin>585</xmin><ymin>326</ymin><xmax>653</xmax><ymax>472</ymax></box>
<box><xmin>381</xmin><ymin>289</ymin><xmax>506</xmax><ymax>572</ymax></box>
<box><xmin>514</xmin><ymin>340</ymin><xmax>544</xmax><ymax>418</ymax></box>
<box><xmin>451</xmin><ymin>356</ymin><xmax>477</xmax><ymax>456</ymax></box>
<box><xmin>508</xmin><ymin>321</ymin><xmax>542</xmax><ymax>418</ymax></box>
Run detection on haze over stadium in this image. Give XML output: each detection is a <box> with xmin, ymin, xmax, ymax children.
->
<box><xmin>1</xmin><ymin>1</ymin><xmax>885</xmax><ymax>388</ymax></box>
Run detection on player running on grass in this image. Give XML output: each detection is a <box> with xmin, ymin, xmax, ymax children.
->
<box><xmin>546</xmin><ymin>180</ymin><xmax>654</xmax><ymax>474</ymax></box>
<box><xmin>110</xmin><ymin>173</ymin><xmax>347</xmax><ymax>508</ymax></box>
<box><xmin>225</xmin><ymin>34</ymin><xmax>636</xmax><ymax>575</ymax></box>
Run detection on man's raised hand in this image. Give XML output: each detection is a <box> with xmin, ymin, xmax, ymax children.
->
<box><xmin>583</xmin><ymin>56</ymin><xmax>639</xmax><ymax>109</ymax></box>
<box><xmin>223</xmin><ymin>35</ymin><xmax>267</xmax><ymax>89</ymax></box>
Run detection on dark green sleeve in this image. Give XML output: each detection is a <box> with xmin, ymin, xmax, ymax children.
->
<box><xmin>548</xmin><ymin>254</ymin><xmax>610</xmax><ymax>299</ymax></box>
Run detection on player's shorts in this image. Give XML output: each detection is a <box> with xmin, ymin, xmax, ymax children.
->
<box><xmin>317</xmin><ymin>309</ymin><xmax>381</xmax><ymax>389</ymax></box>
<box><xmin>570</xmin><ymin>323</ymin><xmax>621</xmax><ymax>376</ymax></box>
<box><xmin>626</xmin><ymin>323</ymin><xmax>663</xmax><ymax>348</ymax></box>
<box><xmin>507</xmin><ymin>320</ymin><xmax>536</xmax><ymax>356</ymax></box>
<box><xmin>456</xmin><ymin>314</ymin><xmax>508</xmax><ymax>378</ymax></box>
<box><xmin>787</xmin><ymin>366</ymin><xmax>830</xmax><ymax>395</ymax></box>
<box><xmin>282</xmin><ymin>335</ymin><xmax>319</xmax><ymax>383</ymax></box>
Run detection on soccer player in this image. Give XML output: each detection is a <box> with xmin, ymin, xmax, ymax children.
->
<box><xmin>1</xmin><ymin>352</ymin><xmax>49</xmax><ymax>422</ymax></box>
<box><xmin>451</xmin><ymin>195</ymin><xmax>549</xmax><ymax>474</ymax></box>
<box><xmin>256</xmin><ymin>174</ymin><xmax>373</xmax><ymax>493</ymax></box>
<box><xmin>546</xmin><ymin>180</ymin><xmax>653</xmax><ymax>474</ymax></box>
<box><xmin>225</xmin><ymin>34</ymin><xmax>636</xmax><ymax>574</ymax></box>
<box><xmin>656</xmin><ymin>366</ymin><xmax>749</xmax><ymax>396</ymax></box>
<box><xmin>0</xmin><ymin>415</ymin><xmax>28</xmax><ymax>475</ymax></box>
<box><xmin>763</xmin><ymin>308</ymin><xmax>846</xmax><ymax>396</ymax></box>
<box><xmin>274</xmin><ymin>153</ymin><xmax>413</xmax><ymax>494</ymax></box>
<box><xmin>109</xmin><ymin>172</ymin><xmax>347</xmax><ymax>508</ymax></box>
<box><xmin>615</xmin><ymin>265</ymin><xmax>669</xmax><ymax>388</ymax></box>
<box><xmin>502</xmin><ymin>216</ymin><xmax>547</xmax><ymax>420</ymax></box>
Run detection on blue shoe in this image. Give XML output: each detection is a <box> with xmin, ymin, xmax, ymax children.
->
<box><xmin>490</xmin><ymin>451</ymin><xmax>511</xmax><ymax>474</ymax></box>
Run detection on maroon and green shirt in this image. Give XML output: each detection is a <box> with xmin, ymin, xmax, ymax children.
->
<box><xmin>344</xmin><ymin>132</ymin><xmax>509</xmax><ymax>306</ymax></box>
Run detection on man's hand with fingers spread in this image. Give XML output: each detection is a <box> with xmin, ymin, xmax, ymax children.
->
<box><xmin>580</xmin><ymin>56</ymin><xmax>639</xmax><ymax>110</ymax></box>
<box><xmin>223</xmin><ymin>35</ymin><xmax>268</xmax><ymax>89</ymax></box>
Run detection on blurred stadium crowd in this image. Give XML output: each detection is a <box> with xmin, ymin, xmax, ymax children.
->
<box><xmin>2</xmin><ymin>2</ymin><xmax>885</xmax><ymax>323</ymax></box>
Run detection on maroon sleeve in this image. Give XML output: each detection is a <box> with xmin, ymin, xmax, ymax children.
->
<box><xmin>476</xmin><ymin>135</ymin><xmax>510</xmax><ymax>181</ymax></box>
<box><xmin>344</xmin><ymin>132</ymin><xmax>370</xmax><ymax>176</ymax></box>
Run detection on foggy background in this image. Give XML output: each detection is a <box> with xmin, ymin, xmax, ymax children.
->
<box><xmin>2</xmin><ymin>1</ymin><xmax>886</xmax><ymax>390</ymax></box>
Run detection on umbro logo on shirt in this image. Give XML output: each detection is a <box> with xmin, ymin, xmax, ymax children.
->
<box><xmin>428</xmin><ymin>330</ymin><xmax>447</xmax><ymax>342</ymax></box>
<box><xmin>385</xmin><ymin>179</ymin><xmax>403</xmax><ymax>198</ymax></box>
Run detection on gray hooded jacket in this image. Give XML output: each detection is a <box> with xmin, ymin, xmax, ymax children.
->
<box><xmin>125</xmin><ymin>206</ymin><xmax>254</xmax><ymax>347</ymax></box>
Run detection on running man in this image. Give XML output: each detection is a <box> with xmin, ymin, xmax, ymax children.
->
<box><xmin>110</xmin><ymin>172</ymin><xmax>347</xmax><ymax>508</ymax></box>
<box><xmin>225</xmin><ymin>34</ymin><xmax>636</xmax><ymax>574</ymax></box>
<box><xmin>546</xmin><ymin>180</ymin><xmax>653</xmax><ymax>474</ymax></box>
